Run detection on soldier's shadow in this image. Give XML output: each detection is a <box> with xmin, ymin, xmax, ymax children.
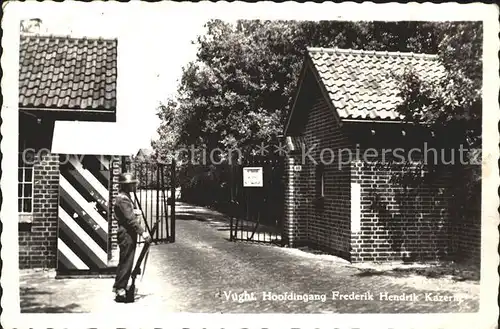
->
<box><xmin>132</xmin><ymin>292</ymin><xmax>151</xmax><ymax>302</ymax></box>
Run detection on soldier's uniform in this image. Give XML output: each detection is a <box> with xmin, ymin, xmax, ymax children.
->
<box><xmin>112</xmin><ymin>187</ymin><xmax>145</xmax><ymax>300</ymax></box>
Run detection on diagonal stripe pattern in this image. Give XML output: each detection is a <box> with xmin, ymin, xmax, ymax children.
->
<box><xmin>57</xmin><ymin>155</ymin><xmax>111</xmax><ymax>272</ymax></box>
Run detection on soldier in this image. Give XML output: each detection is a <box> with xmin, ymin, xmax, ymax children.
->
<box><xmin>113</xmin><ymin>172</ymin><xmax>151</xmax><ymax>302</ymax></box>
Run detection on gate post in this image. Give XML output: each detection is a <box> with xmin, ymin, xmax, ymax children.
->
<box><xmin>229</xmin><ymin>215</ymin><xmax>234</xmax><ymax>241</ymax></box>
<box><xmin>156</xmin><ymin>165</ymin><xmax>160</xmax><ymax>242</ymax></box>
<box><xmin>283</xmin><ymin>155</ymin><xmax>298</xmax><ymax>247</ymax></box>
<box><xmin>121</xmin><ymin>156</ymin><xmax>127</xmax><ymax>172</ymax></box>
<box><xmin>170</xmin><ymin>160</ymin><xmax>176</xmax><ymax>242</ymax></box>
<box><xmin>278</xmin><ymin>156</ymin><xmax>286</xmax><ymax>247</ymax></box>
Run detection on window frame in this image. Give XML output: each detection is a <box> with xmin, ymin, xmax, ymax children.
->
<box><xmin>18</xmin><ymin>157</ymin><xmax>34</xmax><ymax>214</ymax></box>
<box><xmin>18</xmin><ymin>136</ymin><xmax>35</xmax><ymax>223</ymax></box>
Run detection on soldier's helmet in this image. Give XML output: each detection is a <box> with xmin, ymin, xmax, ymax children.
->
<box><xmin>118</xmin><ymin>172</ymin><xmax>138</xmax><ymax>184</ymax></box>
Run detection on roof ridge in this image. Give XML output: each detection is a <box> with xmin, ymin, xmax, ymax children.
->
<box><xmin>20</xmin><ymin>32</ymin><xmax>118</xmax><ymax>43</ymax></box>
<box><xmin>307</xmin><ymin>47</ymin><xmax>438</xmax><ymax>59</ymax></box>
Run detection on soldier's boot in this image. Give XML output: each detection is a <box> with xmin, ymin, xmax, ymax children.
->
<box><xmin>115</xmin><ymin>288</ymin><xmax>127</xmax><ymax>303</ymax></box>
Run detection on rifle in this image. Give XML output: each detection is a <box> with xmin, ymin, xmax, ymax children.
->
<box><xmin>125</xmin><ymin>220</ymin><xmax>159</xmax><ymax>303</ymax></box>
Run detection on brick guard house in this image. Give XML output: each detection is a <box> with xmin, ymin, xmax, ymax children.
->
<box><xmin>18</xmin><ymin>33</ymin><xmax>129</xmax><ymax>273</ymax></box>
<box><xmin>283</xmin><ymin>48</ymin><xmax>480</xmax><ymax>263</ymax></box>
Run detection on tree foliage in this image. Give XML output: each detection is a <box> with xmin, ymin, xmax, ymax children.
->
<box><xmin>393</xmin><ymin>22</ymin><xmax>482</xmax><ymax>198</ymax></box>
<box><xmin>155</xmin><ymin>20</ymin><xmax>474</xmax><ymax>158</ymax></box>
<box><xmin>395</xmin><ymin>22</ymin><xmax>482</xmax><ymax>133</ymax></box>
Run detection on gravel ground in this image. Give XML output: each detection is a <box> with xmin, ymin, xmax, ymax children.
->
<box><xmin>20</xmin><ymin>203</ymin><xmax>480</xmax><ymax>313</ymax></box>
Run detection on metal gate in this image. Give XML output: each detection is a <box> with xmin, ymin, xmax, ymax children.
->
<box><xmin>228</xmin><ymin>156</ymin><xmax>285</xmax><ymax>245</ymax></box>
<box><xmin>126</xmin><ymin>159</ymin><xmax>176</xmax><ymax>244</ymax></box>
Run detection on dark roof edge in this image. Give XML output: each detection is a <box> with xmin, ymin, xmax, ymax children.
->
<box><xmin>284</xmin><ymin>53</ymin><xmax>343</xmax><ymax>136</ymax></box>
<box><xmin>307</xmin><ymin>47</ymin><xmax>438</xmax><ymax>59</ymax></box>
<box><xmin>342</xmin><ymin>118</ymin><xmax>405</xmax><ymax>124</ymax></box>
<box><xmin>303</xmin><ymin>53</ymin><xmax>342</xmax><ymax>124</ymax></box>
<box><xmin>20</xmin><ymin>107</ymin><xmax>116</xmax><ymax>113</ymax></box>
<box><xmin>283</xmin><ymin>54</ymin><xmax>309</xmax><ymax>136</ymax></box>
<box><xmin>342</xmin><ymin>117</ymin><xmax>479</xmax><ymax>126</ymax></box>
<box><xmin>20</xmin><ymin>32</ymin><xmax>118</xmax><ymax>43</ymax></box>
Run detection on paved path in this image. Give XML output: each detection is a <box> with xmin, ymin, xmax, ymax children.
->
<box><xmin>20</xmin><ymin>203</ymin><xmax>479</xmax><ymax>313</ymax></box>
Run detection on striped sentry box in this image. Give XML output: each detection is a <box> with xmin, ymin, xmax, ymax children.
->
<box><xmin>57</xmin><ymin>155</ymin><xmax>111</xmax><ymax>272</ymax></box>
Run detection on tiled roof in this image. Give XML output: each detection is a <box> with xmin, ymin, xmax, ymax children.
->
<box><xmin>136</xmin><ymin>148</ymin><xmax>156</xmax><ymax>157</ymax></box>
<box><xmin>19</xmin><ymin>34</ymin><xmax>117</xmax><ymax>111</ymax></box>
<box><xmin>307</xmin><ymin>47</ymin><xmax>446</xmax><ymax>121</ymax></box>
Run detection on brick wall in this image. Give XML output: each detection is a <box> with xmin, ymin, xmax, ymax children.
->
<box><xmin>350</xmin><ymin>159</ymin><xmax>454</xmax><ymax>262</ymax></box>
<box><xmin>303</xmin><ymin>98</ymin><xmax>352</xmax><ymax>258</ymax></box>
<box><xmin>284</xmin><ymin>154</ymin><xmax>310</xmax><ymax>246</ymax></box>
<box><xmin>285</xmin><ymin>95</ymin><xmax>353</xmax><ymax>259</ymax></box>
<box><xmin>19</xmin><ymin>152</ymin><xmax>60</xmax><ymax>269</ymax></box>
<box><xmin>450</xmin><ymin>165</ymin><xmax>481</xmax><ymax>264</ymax></box>
<box><xmin>284</xmin><ymin>87</ymin><xmax>480</xmax><ymax>263</ymax></box>
<box><xmin>453</xmin><ymin>215</ymin><xmax>481</xmax><ymax>264</ymax></box>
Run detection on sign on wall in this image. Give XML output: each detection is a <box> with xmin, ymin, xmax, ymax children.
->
<box><xmin>243</xmin><ymin>167</ymin><xmax>263</xmax><ymax>187</ymax></box>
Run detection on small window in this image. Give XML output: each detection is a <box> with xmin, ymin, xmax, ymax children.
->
<box><xmin>315</xmin><ymin>164</ymin><xmax>325</xmax><ymax>198</ymax></box>
<box><xmin>18</xmin><ymin>152</ymin><xmax>34</xmax><ymax>213</ymax></box>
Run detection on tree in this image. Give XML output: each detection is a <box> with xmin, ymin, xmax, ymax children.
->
<box><xmin>393</xmin><ymin>22</ymin><xmax>482</xmax><ymax>211</ymax></box>
<box><xmin>155</xmin><ymin>20</ymin><xmax>457</xmax><ymax>160</ymax></box>
<box><xmin>395</xmin><ymin>22</ymin><xmax>481</xmax><ymax>130</ymax></box>
<box><xmin>152</xmin><ymin>99</ymin><xmax>180</xmax><ymax>163</ymax></box>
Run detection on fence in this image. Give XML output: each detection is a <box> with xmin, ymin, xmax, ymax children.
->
<box><xmin>126</xmin><ymin>159</ymin><xmax>176</xmax><ymax>243</ymax></box>
<box><xmin>228</xmin><ymin>156</ymin><xmax>285</xmax><ymax>245</ymax></box>
<box><xmin>168</xmin><ymin>155</ymin><xmax>285</xmax><ymax>245</ymax></box>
